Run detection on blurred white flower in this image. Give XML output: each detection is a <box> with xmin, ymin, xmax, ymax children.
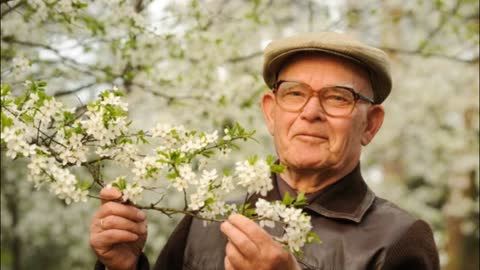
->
<box><xmin>122</xmin><ymin>183</ymin><xmax>143</xmax><ymax>204</ymax></box>
<box><xmin>255</xmin><ymin>199</ymin><xmax>313</xmax><ymax>252</ymax></box>
<box><xmin>235</xmin><ymin>159</ymin><xmax>272</xmax><ymax>196</ymax></box>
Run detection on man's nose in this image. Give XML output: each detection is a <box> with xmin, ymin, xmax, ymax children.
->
<box><xmin>299</xmin><ymin>95</ymin><xmax>327</xmax><ymax>121</ymax></box>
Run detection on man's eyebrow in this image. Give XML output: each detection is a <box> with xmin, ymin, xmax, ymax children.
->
<box><xmin>325</xmin><ymin>84</ymin><xmax>355</xmax><ymax>89</ymax></box>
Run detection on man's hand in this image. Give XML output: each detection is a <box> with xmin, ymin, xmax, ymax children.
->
<box><xmin>220</xmin><ymin>214</ymin><xmax>301</xmax><ymax>270</ymax></box>
<box><xmin>89</xmin><ymin>187</ymin><xmax>148</xmax><ymax>270</ymax></box>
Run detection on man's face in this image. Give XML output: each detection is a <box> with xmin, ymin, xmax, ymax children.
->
<box><xmin>261</xmin><ymin>55</ymin><xmax>383</xmax><ymax>172</ymax></box>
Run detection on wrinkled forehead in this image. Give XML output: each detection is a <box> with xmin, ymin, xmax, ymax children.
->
<box><xmin>277</xmin><ymin>52</ymin><xmax>373</xmax><ymax>93</ymax></box>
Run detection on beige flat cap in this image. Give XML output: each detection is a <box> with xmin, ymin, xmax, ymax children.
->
<box><xmin>263</xmin><ymin>32</ymin><xmax>392</xmax><ymax>104</ymax></box>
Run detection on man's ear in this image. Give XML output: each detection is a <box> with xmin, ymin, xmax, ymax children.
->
<box><xmin>361</xmin><ymin>105</ymin><xmax>384</xmax><ymax>146</ymax></box>
<box><xmin>261</xmin><ymin>92</ymin><xmax>276</xmax><ymax>135</ymax></box>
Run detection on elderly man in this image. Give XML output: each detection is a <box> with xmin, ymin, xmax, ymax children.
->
<box><xmin>90</xmin><ymin>32</ymin><xmax>440</xmax><ymax>270</ymax></box>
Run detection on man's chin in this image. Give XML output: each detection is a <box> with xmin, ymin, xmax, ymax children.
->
<box><xmin>282</xmin><ymin>157</ymin><xmax>331</xmax><ymax>171</ymax></box>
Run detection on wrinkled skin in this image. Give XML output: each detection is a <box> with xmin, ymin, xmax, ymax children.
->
<box><xmin>220</xmin><ymin>214</ymin><xmax>301</xmax><ymax>270</ymax></box>
<box><xmin>261</xmin><ymin>54</ymin><xmax>384</xmax><ymax>192</ymax></box>
<box><xmin>89</xmin><ymin>187</ymin><xmax>148</xmax><ymax>270</ymax></box>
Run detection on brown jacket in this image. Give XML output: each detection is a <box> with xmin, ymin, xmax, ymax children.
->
<box><xmin>96</xmin><ymin>164</ymin><xmax>440</xmax><ymax>270</ymax></box>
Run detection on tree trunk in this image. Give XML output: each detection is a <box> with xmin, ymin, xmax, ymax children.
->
<box><xmin>1</xmin><ymin>160</ymin><xmax>22</xmax><ymax>270</ymax></box>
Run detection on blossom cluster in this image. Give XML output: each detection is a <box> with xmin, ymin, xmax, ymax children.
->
<box><xmin>1</xmin><ymin>81</ymin><xmax>131</xmax><ymax>204</ymax></box>
<box><xmin>256</xmin><ymin>198</ymin><xmax>315</xmax><ymax>253</ymax></box>
<box><xmin>235</xmin><ymin>158</ymin><xmax>272</xmax><ymax>196</ymax></box>
<box><xmin>0</xmin><ymin>81</ymin><xmax>318</xmax><ymax>253</ymax></box>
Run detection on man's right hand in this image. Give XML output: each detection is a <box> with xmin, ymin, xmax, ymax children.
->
<box><xmin>89</xmin><ymin>187</ymin><xmax>148</xmax><ymax>270</ymax></box>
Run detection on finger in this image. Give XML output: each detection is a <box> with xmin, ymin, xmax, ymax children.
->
<box><xmin>225</xmin><ymin>241</ymin><xmax>250</xmax><ymax>269</ymax></box>
<box><xmin>100</xmin><ymin>186</ymin><xmax>123</xmax><ymax>204</ymax></box>
<box><xmin>90</xmin><ymin>229</ymin><xmax>139</xmax><ymax>249</ymax></box>
<box><xmin>224</xmin><ymin>255</ymin><xmax>237</xmax><ymax>270</ymax></box>
<box><xmin>227</xmin><ymin>214</ymin><xmax>272</xmax><ymax>244</ymax></box>
<box><xmin>97</xmin><ymin>215</ymin><xmax>147</xmax><ymax>235</ymax></box>
<box><xmin>95</xmin><ymin>201</ymin><xmax>146</xmax><ymax>223</ymax></box>
<box><xmin>220</xmin><ymin>221</ymin><xmax>258</xmax><ymax>258</ymax></box>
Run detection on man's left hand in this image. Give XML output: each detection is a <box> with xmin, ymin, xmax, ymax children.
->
<box><xmin>220</xmin><ymin>214</ymin><xmax>301</xmax><ymax>270</ymax></box>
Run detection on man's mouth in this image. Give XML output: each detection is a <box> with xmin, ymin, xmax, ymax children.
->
<box><xmin>294</xmin><ymin>133</ymin><xmax>328</xmax><ymax>141</ymax></box>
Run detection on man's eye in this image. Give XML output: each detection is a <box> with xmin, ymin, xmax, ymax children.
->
<box><xmin>284</xmin><ymin>89</ymin><xmax>307</xmax><ymax>97</ymax></box>
<box><xmin>324</xmin><ymin>94</ymin><xmax>351</xmax><ymax>104</ymax></box>
<box><xmin>328</xmin><ymin>95</ymin><xmax>348</xmax><ymax>101</ymax></box>
<box><xmin>288</xmin><ymin>91</ymin><xmax>303</xmax><ymax>96</ymax></box>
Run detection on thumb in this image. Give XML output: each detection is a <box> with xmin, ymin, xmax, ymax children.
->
<box><xmin>100</xmin><ymin>186</ymin><xmax>123</xmax><ymax>205</ymax></box>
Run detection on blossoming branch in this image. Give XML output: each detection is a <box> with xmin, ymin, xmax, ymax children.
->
<box><xmin>0</xmin><ymin>81</ymin><xmax>319</xmax><ymax>254</ymax></box>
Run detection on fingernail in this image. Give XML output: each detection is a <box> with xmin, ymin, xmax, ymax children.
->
<box><xmin>137</xmin><ymin>211</ymin><xmax>146</xmax><ymax>220</ymax></box>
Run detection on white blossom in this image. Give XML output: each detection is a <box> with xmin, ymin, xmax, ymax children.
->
<box><xmin>37</xmin><ymin>99</ymin><xmax>63</xmax><ymax>123</ymax></box>
<box><xmin>188</xmin><ymin>169</ymin><xmax>217</xmax><ymax>211</ymax></box>
<box><xmin>100</xmin><ymin>91</ymin><xmax>129</xmax><ymax>111</ymax></box>
<box><xmin>122</xmin><ymin>183</ymin><xmax>144</xmax><ymax>204</ymax></box>
<box><xmin>220</xmin><ymin>175</ymin><xmax>235</xmax><ymax>193</ymax></box>
<box><xmin>180</xmin><ymin>137</ymin><xmax>205</xmax><ymax>153</ymax></box>
<box><xmin>235</xmin><ymin>159</ymin><xmax>272</xmax><ymax>196</ymax></box>
<box><xmin>132</xmin><ymin>155</ymin><xmax>164</xmax><ymax>183</ymax></box>
<box><xmin>255</xmin><ymin>199</ymin><xmax>312</xmax><ymax>252</ymax></box>
<box><xmin>150</xmin><ymin>123</ymin><xmax>173</xmax><ymax>138</ymax></box>
<box><xmin>56</xmin><ymin>0</ymin><xmax>74</xmax><ymax>14</ymax></box>
<box><xmin>1</xmin><ymin>125</ymin><xmax>37</xmax><ymax>159</ymax></box>
<box><xmin>81</xmin><ymin>108</ymin><xmax>128</xmax><ymax>146</ymax></box>
<box><xmin>12</xmin><ymin>56</ymin><xmax>30</xmax><ymax>79</ymax></box>
<box><xmin>204</xmin><ymin>130</ymin><xmax>218</xmax><ymax>144</ymax></box>
<box><xmin>171</xmin><ymin>164</ymin><xmax>197</xmax><ymax>191</ymax></box>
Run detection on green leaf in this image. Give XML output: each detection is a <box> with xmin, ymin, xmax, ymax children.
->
<box><xmin>20</xmin><ymin>113</ymin><xmax>33</xmax><ymax>123</ymax></box>
<box><xmin>306</xmin><ymin>231</ymin><xmax>321</xmax><ymax>244</ymax></box>
<box><xmin>64</xmin><ymin>128</ymin><xmax>73</xmax><ymax>139</ymax></box>
<box><xmin>238</xmin><ymin>203</ymin><xmax>250</xmax><ymax>212</ymax></box>
<box><xmin>166</xmin><ymin>172</ymin><xmax>178</xmax><ymax>179</ymax></box>
<box><xmin>204</xmin><ymin>197</ymin><xmax>215</xmax><ymax>205</ymax></box>
<box><xmin>37</xmin><ymin>81</ymin><xmax>47</xmax><ymax>87</ymax></box>
<box><xmin>1</xmin><ymin>84</ymin><xmax>11</xmax><ymax>96</ymax></box>
<box><xmin>201</xmin><ymin>149</ymin><xmax>215</xmax><ymax>158</ymax></box>
<box><xmin>81</xmin><ymin>15</ymin><xmax>106</xmax><ymax>36</ymax></box>
<box><xmin>282</xmin><ymin>191</ymin><xmax>294</xmax><ymax>205</ymax></box>
<box><xmin>119</xmin><ymin>137</ymin><xmax>133</xmax><ymax>144</ymax></box>
<box><xmin>293</xmin><ymin>192</ymin><xmax>307</xmax><ymax>207</ymax></box>
<box><xmin>73</xmin><ymin>2</ymin><xmax>88</xmax><ymax>9</ymax></box>
<box><xmin>247</xmin><ymin>155</ymin><xmax>258</xmax><ymax>165</ymax></box>
<box><xmin>266</xmin><ymin>155</ymin><xmax>276</xmax><ymax>165</ymax></box>
<box><xmin>14</xmin><ymin>96</ymin><xmax>24</xmax><ymax>106</ymax></box>
<box><xmin>218</xmin><ymin>95</ymin><xmax>227</xmax><ymax>106</ymax></box>
<box><xmin>1</xmin><ymin>111</ymin><xmax>13</xmax><ymax>132</ymax></box>
<box><xmin>63</xmin><ymin>111</ymin><xmax>75</xmax><ymax>123</ymax></box>
<box><xmin>223</xmin><ymin>169</ymin><xmax>232</xmax><ymax>176</ymax></box>
<box><xmin>73</xmin><ymin>124</ymin><xmax>85</xmax><ymax>134</ymax></box>
<box><xmin>112</xmin><ymin>177</ymin><xmax>127</xmax><ymax>190</ymax></box>
<box><xmin>269</xmin><ymin>164</ymin><xmax>285</xmax><ymax>174</ymax></box>
<box><xmin>137</xmin><ymin>130</ymin><xmax>148</xmax><ymax>144</ymax></box>
<box><xmin>112</xmin><ymin>89</ymin><xmax>124</xmax><ymax>96</ymax></box>
<box><xmin>146</xmin><ymin>167</ymin><xmax>158</xmax><ymax>178</ymax></box>
<box><xmin>243</xmin><ymin>208</ymin><xmax>256</xmax><ymax>218</ymax></box>
<box><xmin>77</xmin><ymin>180</ymin><xmax>91</xmax><ymax>191</ymax></box>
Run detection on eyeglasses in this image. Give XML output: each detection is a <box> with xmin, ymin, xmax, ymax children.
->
<box><xmin>273</xmin><ymin>80</ymin><xmax>375</xmax><ymax>117</ymax></box>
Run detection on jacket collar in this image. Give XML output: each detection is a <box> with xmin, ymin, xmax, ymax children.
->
<box><xmin>248</xmin><ymin>163</ymin><xmax>375</xmax><ymax>224</ymax></box>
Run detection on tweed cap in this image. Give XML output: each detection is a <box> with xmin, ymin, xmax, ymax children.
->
<box><xmin>263</xmin><ymin>32</ymin><xmax>392</xmax><ymax>104</ymax></box>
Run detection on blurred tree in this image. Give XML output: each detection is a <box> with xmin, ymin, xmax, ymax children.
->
<box><xmin>1</xmin><ymin>0</ymin><xmax>478</xmax><ymax>269</ymax></box>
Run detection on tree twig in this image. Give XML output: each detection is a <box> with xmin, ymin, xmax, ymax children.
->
<box><xmin>54</xmin><ymin>82</ymin><xmax>96</xmax><ymax>97</ymax></box>
<box><xmin>1</xmin><ymin>0</ymin><xmax>24</xmax><ymax>18</ymax></box>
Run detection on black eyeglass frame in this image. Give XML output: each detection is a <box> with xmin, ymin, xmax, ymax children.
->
<box><xmin>272</xmin><ymin>80</ymin><xmax>376</xmax><ymax>116</ymax></box>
